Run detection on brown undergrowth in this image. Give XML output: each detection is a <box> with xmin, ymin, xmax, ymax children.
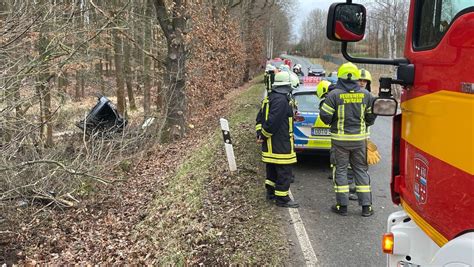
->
<box><xmin>1</xmin><ymin>76</ymin><xmax>286</xmax><ymax>265</ymax></box>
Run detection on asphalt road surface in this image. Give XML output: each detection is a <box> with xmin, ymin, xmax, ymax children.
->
<box><xmin>282</xmin><ymin>55</ymin><xmax>401</xmax><ymax>266</ymax></box>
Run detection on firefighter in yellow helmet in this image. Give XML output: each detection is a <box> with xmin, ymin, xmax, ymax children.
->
<box><xmin>358</xmin><ymin>68</ymin><xmax>372</xmax><ymax>92</ymax></box>
<box><xmin>255</xmin><ymin>71</ymin><xmax>299</xmax><ymax>208</ymax></box>
<box><xmin>316</xmin><ymin>80</ymin><xmax>332</xmax><ymax>104</ymax></box>
<box><xmin>319</xmin><ymin>63</ymin><xmax>377</xmax><ymax>217</ymax></box>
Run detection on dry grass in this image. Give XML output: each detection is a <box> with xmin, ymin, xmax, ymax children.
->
<box><xmin>133</xmin><ymin>80</ymin><xmax>287</xmax><ymax>265</ymax></box>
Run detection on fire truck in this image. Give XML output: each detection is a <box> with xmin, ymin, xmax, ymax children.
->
<box><xmin>326</xmin><ymin>1</ymin><xmax>474</xmax><ymax>266</ymax></box>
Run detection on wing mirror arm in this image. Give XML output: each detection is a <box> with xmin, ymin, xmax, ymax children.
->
<box><xmin>341</xmin><ymin>42</ymin><xmax>410</xmax><ymax>66</ymax></box>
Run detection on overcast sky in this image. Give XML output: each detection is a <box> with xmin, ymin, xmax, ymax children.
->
<box><xmin>292</xmin><ymin>0</ymin><xmax>340</xmax><ymax>40</ymax></box>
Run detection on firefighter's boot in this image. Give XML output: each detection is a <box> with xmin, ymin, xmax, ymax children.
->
<box><xmin>331</xmin><ymin>204</ymin><xmax>348</xmax><ymax>216</ymax></box>
<box><xmin>276</xmin><ymin>199</ymin><xmax>299</xmax><ymax>208</ymax></box>
<box><xmin>266</xmin><ymin>190</ymin><xmax>275</xmax><ymax>201</ymax></box>
<box><xmin>362</xmin><ymin>205</ymin><xmax>374</xmax><ymax>217</ymax></box>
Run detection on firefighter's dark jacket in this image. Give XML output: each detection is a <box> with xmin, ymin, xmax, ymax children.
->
<box><xmin>256</xmin><ymin>86</ymin><xmax>296</xmax><ymax>164</ymax></box>
<box><xmin>319</xmin><ymin>79</ymin><xmax>376</xmax><ymax>141</ymax></box>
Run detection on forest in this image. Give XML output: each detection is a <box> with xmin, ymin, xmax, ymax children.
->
<box><xmin>1</xmin><ymin>0</ymin><xmax>291</xmax><ymax>263</ymax></box>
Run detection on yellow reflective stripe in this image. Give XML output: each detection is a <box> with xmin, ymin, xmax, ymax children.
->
<box><xmin>401</xmin><ymin>198</ymin><xmax>448</xmax><ymax>247</ymax></box>
<box><xmin>356</xmin><ymin>185</ymin><xmax>371</xmax><ymax>189</ymax></box>
<box><xmin>334</xmin><ymin>185</ymin><xmax>350</xmax><ymax>193</ymax></box>
<box><xmin>261</xmin><ymin>97</ymin><xmax>269</xmax><ymax>109</ymax></box>
<box><xmin>290</xmin><ymin>136</ymin><xmax>295</xmax><ymax>154</ymax></box>
<box><xmin>267</xmin><ymin>136</ymin><xmax>272</xmax><ymax>154</ymax></box>
<box><xmin>360</xmin><ymin>104</ymin><xmax>366</xmax><ymax>134</ymax></box>
<box><xmin>256</xmin><ymin>124</ymin><xmax>262</xmax><ymax>131</ymax></box>
<box><xmin>356</xmin><ymin>185</ymin><xmax>371</xmax><ymax>193</ymax></box>
<box><xmin>262</xmin><ymin>152</ymin><xmax>297</xmax><ymax>159</ymax></box>
<box><xmin>337</xmin><ymin>105</ymin><xmax>345</xmax><ymax>135</ymax></box>
<box><xmin>334</xmin><ymin>185</ymin><xmax>350</xmax><ymax>189</ymax></box>
<box><xmin>275</xmin><ymin>190</ymin><xmax>289</xmax><ymax>197</ymax></box>
<box><xmin>322</xmin><ymin>103</ymin><xmax>335</xmax><ymax>113</ymax></box>
<box><xmin>332</xmin><ymin>166</ymin><xmax>336</xmax><ymax>182</ymax></box>
<box><xmin>262</xmin><ymin>128</ymin><xmax>272</xmax><ymax>138</ymax></box>
<box><xmin>321</xmin><ymin>104</ymin><xmax>334</xmax><ymax>115</ymax></box>
<box><xmin>341</xmin><ymin>105</ymin><xmax>345</xmax><ymax>133</ymax></box>
<box><xmin>331</xmin><ymin>132</ymin><xmax>368</xmax><ymax>141</ymax></box>
<box><xmin>265</xmin><ymin>179</ymin><xmax>276</xmax><ymax>187</ymax></box>
<box><xmin>289</xmin><ymin>117</ymin><xmax>295</xmax><ymax>154</ymax></box>
<box><xmin>262</xmin><ymin>157</ymin><xmax>297</xmax><ymax>164</ymax></box>
<box><xmin>264</xmin><ymin>100</ymin><xmax>270</xmax><ymax>120</ymax></box>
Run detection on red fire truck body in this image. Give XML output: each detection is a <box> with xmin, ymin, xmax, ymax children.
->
<box><xmin>327</xmin><ymin>1</ymin><xmax>474</xmax><ymax>265</ymax></box>
<box><xmin>393</xmin><ymin>0</ymin><xmax>474</xmax><ymax>245</ymax></box>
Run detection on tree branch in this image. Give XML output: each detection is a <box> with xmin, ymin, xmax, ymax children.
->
<box><xmin>0</xmin><ymin>160</ymin><xmax>117</xmax><ymax>185</ymax></box>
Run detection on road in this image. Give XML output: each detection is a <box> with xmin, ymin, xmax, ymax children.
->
<box><xmin>282</xmin><ymin>55</ymin><xmax>401</xmax><ymax>266</ymax></box>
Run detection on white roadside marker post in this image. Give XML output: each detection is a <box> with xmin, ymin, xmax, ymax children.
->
<box><xmin>220</xmin><ymin>118</ymin><xmax>237</xmax><ymax>172</ymax></box>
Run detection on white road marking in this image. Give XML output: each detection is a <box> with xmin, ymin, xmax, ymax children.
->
<box><xmin>288</xmin><ymin>190</ymin><xmax>319</xmax><ymax>267</ymax></box>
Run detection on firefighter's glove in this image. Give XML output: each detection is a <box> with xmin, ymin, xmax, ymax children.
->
<box><xmin>367</xmin><ymin>140</ymin><xmax>381</xmax><ymax>165</ymax></box>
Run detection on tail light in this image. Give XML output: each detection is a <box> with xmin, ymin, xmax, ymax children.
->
<box><xmin>294</xmin><ymin>113</ymin><xmax>305</xmax><ymax>122</ymax></box>
<box><xmin>382</xmin><ymin>233</ymin><xmax>394</xmax><ymax>254</ymax></box>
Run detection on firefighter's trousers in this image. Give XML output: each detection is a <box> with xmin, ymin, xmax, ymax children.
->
<box><xmin>265</xmin><ymin>163</ymin><xmax>292</xmax><ymax>203</ymax></box>
<box><xmin>332</xmin><ymin>140</ymin><xmax>372</xmax><ymax>206</ymax></box>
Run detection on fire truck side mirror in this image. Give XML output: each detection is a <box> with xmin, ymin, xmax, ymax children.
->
<box><xmin>327</xmin><ymin>3</ymin><xmax>366</xmax><ymax>42</ymax></box>
<box><xmin>372</xmin><ymin>98</ymin><xmax>398</xmax><ymax>116</ymax></box>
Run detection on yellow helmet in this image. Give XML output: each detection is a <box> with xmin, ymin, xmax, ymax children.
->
<box><xmin>359</xmin><ymin>68</ymin><xmax>372</xmax><ymax>82</ymax></box>
<box><xmin>316</xmin><ymin>80</ymin><xmax>331</xmax><ymax>99</ymax></box>
<box><xmin>337</xmin><ymin>62</ymin><xmax>360</xmax><ymax>80</ymax></box>
<box><xmin>273</xmin><ymin>71</ymin><xmax>292</xmax><ymax>86</ymax></box>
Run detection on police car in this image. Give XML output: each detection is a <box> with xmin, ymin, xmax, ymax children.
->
<box><xmin>293</xmin><ymin>79</ymin><xmax>331</xmax><ymax>153</ymax></box>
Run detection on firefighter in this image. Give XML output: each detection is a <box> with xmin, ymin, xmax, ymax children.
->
<box><xmin>293</xmin><ymin>64</ymin><xmax>305</xmax><ymax>76</ymax></box>
<box><xmin>319</xmin><ymin>63</ymin><xmax>377</xmax><ymax>217</ymax></box>
<box><xmin>358</xmin><ymin>68</ymin><xmax>372</xmax><ymax>92</ymax></box>
<box><xmin>256</xmin><ymin>71</ymin><xmax>299</xmax><ymax>208</ymax></box>
<box><xmin>317</xmin><ymin>80</ymin><xmax>358</xmax><ymax>201</ymax></box>
<box><xmin>316</xmin><ymin>80</ymin><xmax>332</xmax><ymax>108</ymax></box>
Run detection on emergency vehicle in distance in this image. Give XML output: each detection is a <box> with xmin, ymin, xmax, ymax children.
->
<box><xmin>327</xmin><ymin>1</ymin><xmax>473</xmax><ymax>266</ymax></box>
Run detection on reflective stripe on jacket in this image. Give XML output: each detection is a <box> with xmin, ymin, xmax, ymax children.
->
<box><xmin>319</xmin><ymin>79</ymin><xmax>376</xmax><ymax>141</ymax></box>
<box><xmin>256</xmin><ymin>86</ymin><xmax>296</xmax><ymax>164</ymax></box>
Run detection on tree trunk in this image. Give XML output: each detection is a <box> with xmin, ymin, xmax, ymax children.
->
<box><xmin>105</xmin><ymin>48</ymin><xmax>111</xmax><ymax>76</ymax></box>
<box><xmin>112</xmin><ymin>28</ymin><xmax>126</xmax><ymax>115</ymax></box>
<box><xmin>154</xmin><ymin>0</ymin><xmax>188</xmax><ymax>141</ymax></box>
<box><xmin>80</xmin><ymin>70</ymin><xmax>85</xmax><ymax>98</ymax></box>
<box><xmin>36</xmin><ymin>32</ymin><xmax>53</xmax><ymax>147</ymax></box>
<box><xmin>242</xmin><ymin>1</ymin><xmax>252</xmax><ymax>83</ymax></box>
<box><xmin>96</xmin><ymin>59</ymin><xmax>105</xmax><ymax>92</ymax></box>
<box><xmin>143</xmin><ymin>0</ymin><xmax>153</xmax><ymax>117</ymax></box>
<box><xmin>375</xmin><ymin>23</ymin><xmax>380</xmax><ymax>58</ymax></box>
<box><xmin>75</xmin><ymin>69</ymin><xmax>81</xmax><ymax>101</ymax></box>
<box><xmin>123</xmin><ymin>39</ymin><xmax>136</xmax><ymax>110</ymax></box>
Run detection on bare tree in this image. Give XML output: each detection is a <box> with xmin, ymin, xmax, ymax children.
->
<box><xmin>154</xmin><ymin>0</ymin><xmax>189</xmax><ymax>141</ymax></box>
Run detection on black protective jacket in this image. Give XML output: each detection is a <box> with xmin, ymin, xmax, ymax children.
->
<box><xmin>256</xmin><ymin>86</ymin><xmax>296</xmax><ymax>164</ymax></box>
<box><xmin>319</xmin><ymin>79</ymin><xmax>376</xmax><ymax>141</ymax></box>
